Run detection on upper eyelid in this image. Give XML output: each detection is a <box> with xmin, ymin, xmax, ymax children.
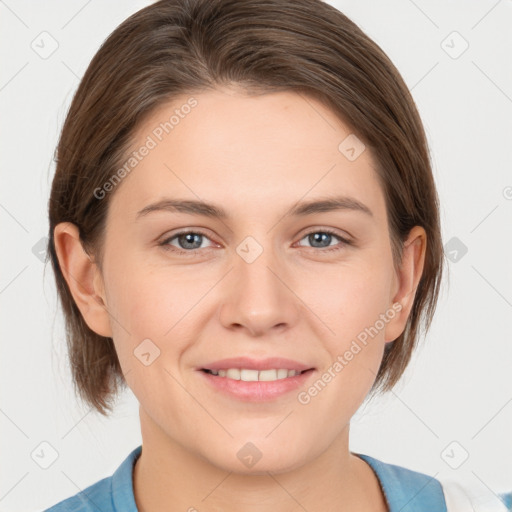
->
<box><xmin>296</xmin><ymin>229</ymin><xmax>344</xmax><ymax>242</ymax></box>
<box><xmin>162</xmin><ymin>228</ymin><xmax>350</xmax><ymax>248</ymax></box>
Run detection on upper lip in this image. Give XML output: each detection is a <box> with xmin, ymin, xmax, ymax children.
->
<box><xmin>199</xmin><ymin>357</ymin><xmax>314</xmax><ymax>372</ymax></box>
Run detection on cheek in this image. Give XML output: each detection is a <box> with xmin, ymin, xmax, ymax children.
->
<box><xmin>104</xmin><ymin>257</ymin><xmax>219</xmax><ymax>362</ymax></box>
<box><xmin>302</xmin><ymin>258</ymin><xmax>392</xmax><ymax>398</ymax></box>
<box><xmin>309</xmin><ymin>259</ymin><xmax>393</xmax><ymax>340</ymax></box>
<box><xmin>299</xmin><ymin>271</ymin><xmax>390</xmax><ymax>420</ymax></box>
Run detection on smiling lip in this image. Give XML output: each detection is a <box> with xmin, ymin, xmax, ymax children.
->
<box><xmin>198</xmin><ymin>357</ymin><xmax>314</xmax><ymax>372</ymax></box>
<box><xmin>197</xmin><ymin>357</ymin><xmax>316</xmax><ymax>402</ymax></box>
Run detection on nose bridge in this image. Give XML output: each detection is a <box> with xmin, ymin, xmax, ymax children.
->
<box><xmin>218</xmin><ymin>233</ymin><xmax>299</xmax><ymax>335</ymax></box>
<box><xmin>235</xmin><ymin>233</ymin><xmax>285</xmax><ymax>305</ymax></box>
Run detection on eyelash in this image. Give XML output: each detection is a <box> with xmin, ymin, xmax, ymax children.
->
<box><xmin>158</xmin><ymin>228</ymin><xmax>352</xmax><ymax>257</ymax></box>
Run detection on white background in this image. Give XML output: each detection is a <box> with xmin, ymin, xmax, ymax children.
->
<box><xmin>1</xmin><ymin>1</ymin><xmax>511</xmax><ymax>510</ymax></box>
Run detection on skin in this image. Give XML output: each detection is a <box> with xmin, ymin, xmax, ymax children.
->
<box><xmin>54</xmin><ymin>86</ymin><xmax>426</xmax><ymax>512</ymax></box>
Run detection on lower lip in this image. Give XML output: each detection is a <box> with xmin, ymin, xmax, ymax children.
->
<box><xmin>198</xmin><ymin>369</ymin><xmax>315</xmax><ymax>402</ymax></box>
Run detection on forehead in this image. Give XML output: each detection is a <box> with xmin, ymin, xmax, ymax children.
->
<box><xmin>110</xmin><ymin>88</ymin><xmax>386</xmax><ymax>222</ymax></box>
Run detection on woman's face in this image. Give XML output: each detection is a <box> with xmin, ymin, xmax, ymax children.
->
<box><xmin>94</xmin><ymin>87</ymin><xmax>413</xmax><ymax>473</ymax></box>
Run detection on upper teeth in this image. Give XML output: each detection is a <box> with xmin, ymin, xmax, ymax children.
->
<box><xmin>208</xmin><ymin>368</ymin><xmax>302</xmax><ymax>381</ymax></box>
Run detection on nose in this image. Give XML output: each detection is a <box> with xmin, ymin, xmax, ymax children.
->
<box><xmin>218</xmin><ymin>240</ymin><xmax>301</xmax><ymax>337</ymax></box>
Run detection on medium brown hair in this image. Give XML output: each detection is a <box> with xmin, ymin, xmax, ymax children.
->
<box><xmin>47</xmin><ymin>0</ymin><xmax>444</xmax><ymax>415</ymax></box>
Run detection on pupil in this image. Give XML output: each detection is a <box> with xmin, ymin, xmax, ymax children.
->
<box><xmin>310</xmin><ymin>232</ymin><xmax>331</xmax><ymax>248</ymax></box>
<box><xmin>180</xmin><ymin>233</ymin><xmax>202</xmax><ymax>249</ymax></box>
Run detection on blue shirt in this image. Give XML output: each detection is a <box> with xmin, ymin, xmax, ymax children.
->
<box><xmin>44</xmin><ymin>445</ymin><xmax>511</xmax><ymax>511</ymax></box>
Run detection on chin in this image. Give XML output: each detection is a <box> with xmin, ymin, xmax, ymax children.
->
<box><xmin>199</xmin><ymin>436</ymin><xmax>312</xmax><ymax>475</ymax></box>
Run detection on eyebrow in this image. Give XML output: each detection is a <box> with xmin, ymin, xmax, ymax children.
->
<box><xmin>135</xmin><ymin>195</ymin><xmax>373</xmax><ymax>220</ymax></box>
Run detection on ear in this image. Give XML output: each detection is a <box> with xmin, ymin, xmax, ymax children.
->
<box><xmin>53</xmin><ymin>222</ymin><xmax>113</xmax><ymax>338</ymax></box>
<box><xmin>384</xmin><ymin>225</ymin><xmax>427</xmax><ymax>343</ymax></box>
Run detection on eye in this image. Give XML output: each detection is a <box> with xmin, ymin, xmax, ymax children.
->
<box><xmin>158</xmin><ymin>228</ymin><xmax>351</xmax><ymax>257</ymax></box>
<box><xmin>296</xmin><ymin>229</ymin><xmax>351</xmax><ymax>253</ymax></box>
<box><xmin>159</xmin><ymin>230</ymin><xmax>216</xmax><ymax>256</ymax></box>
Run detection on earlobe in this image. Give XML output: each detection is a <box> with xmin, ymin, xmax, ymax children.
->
<box><xmin>384</xmin><ymin>226</ymin><xmax>427</xmax><ymax>342</ymax></box>
<box><xmin>53</xmin><ymin>222</ymin><xmax>113</xmax><ymax>338</ymax></box>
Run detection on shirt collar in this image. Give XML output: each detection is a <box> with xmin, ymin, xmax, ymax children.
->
<box><xmin>111</xmin><ymin>445</ymin><xmax>142</xmax><ymax>511</ymax></box>
<box><xmin>355</xmin><ymin>452</ymin><xmax>447</xmax><ymax>512</ymax></box>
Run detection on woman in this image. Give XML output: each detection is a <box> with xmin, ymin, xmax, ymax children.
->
<box><xmin>44</xmin><ymin>0</ymin><xmax>511</xmax><ymax>510</ymax></box>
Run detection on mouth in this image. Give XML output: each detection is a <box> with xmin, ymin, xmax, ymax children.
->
<box><xmin>196</xmin><ymin>357</ymin><xmax>316</xmax><ymax>401</ymax></box>
<box><xmin>201</xmin><ymin>367</ymin><xmax>314</xmax><ymax>382</ymax></box>
<box><xmin>197</xmin><ymin>358</ymin><xmax>316</xmax><ymax>401</ymax></box>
